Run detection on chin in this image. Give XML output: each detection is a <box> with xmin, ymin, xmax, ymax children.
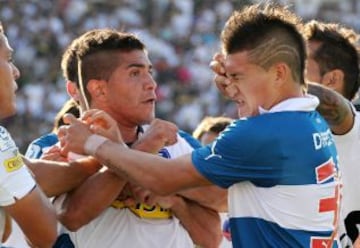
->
<box><xmin>0</xmin><ymin>109</ymin><xmax>16</xmax><ymax>119</ymax></box>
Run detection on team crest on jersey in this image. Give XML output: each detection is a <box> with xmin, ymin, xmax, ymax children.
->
<box><xmin>3</xmin><ymin>152</ymin><xmax>23</xmax><ymax>172</ymax></box>
<box><xmin>158</xmin><ymin>148</ymin><xmax>171</xmax><ymax>159</ymax></box>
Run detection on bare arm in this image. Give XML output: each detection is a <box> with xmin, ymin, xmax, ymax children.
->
<box><xmin>307</xmin><ymin>82</ymin><xmax>355</xmax><ymax>135</ymax></box>
<box><xmin>93</xmin><ymin>141</ymin><xmax>210</xmax><ymax>195</ymax></box>
<box><xmin>1</xmin><ymin>212</ymin><xmax>11</xmax><ymax>242</ymax></box>
<box><xmin>178</xmin><ymin>186</ymin><xmax>228</xmax><ymax>212</ymax></box>
<box><xmin>25</xmin><ymin>156</ymin><xmax>101</xmax><ymax>197</ymax></box>
<box><xmin>57</xmin><ymin>119</ymin><xmax>177</xmax><ymax>230</ymax></box>
<box><xmin>57</xmin><ymin>168</ymin><xmax>126</xmax><ymax>231</ymax></box>
<box><xmin>60</xmin><ymin>111</ymin><xmax>212</xmax><ymax>195</ymax></box>
<box><xmin>170</xmin><ymin>196</ymin><xmax>222</xmax><ymax>248</ymax></box>
<box><xmin>4</xmin><ymin>187</ymin><xmax>57</xmax><ymax>248</ymax></box>
<box><xmin>59</xmin><ymin>115</ymin><xmax>220</xmax><ymax>246</ymax></box>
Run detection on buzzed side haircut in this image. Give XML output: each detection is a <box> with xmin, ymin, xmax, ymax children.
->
<box><xmin>221</xmin><ymin>4</ymin><xmax>307</xmax><ymax>86</ymax></box>
<box><xmin>61</xmin><ymin>29</ymin><xmax>146</xmax><ymax>102</ymax></box>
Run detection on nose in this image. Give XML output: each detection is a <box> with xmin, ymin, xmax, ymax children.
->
<box><xmin>145</xmin><ymin>74</ymin><xmax>157</xmax><ymax>90</ymax></box>
<box><xmin>12</xmin><ymin>64</ymin><xmax>20</xmax><ymax>80</ymax></box>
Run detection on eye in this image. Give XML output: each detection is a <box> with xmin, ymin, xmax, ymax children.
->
<box><xmin>130</xmin><ymin>70</ymin><xmax>140</xmax><ymax>77</ymax></box>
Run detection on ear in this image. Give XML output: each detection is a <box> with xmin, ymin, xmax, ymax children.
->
<box><xmin>271</xmin><ymin>62</ymin><xmax>288</xmax><ymax>87</ymax></box>
<box><xmin>321</xmin><ymin>69</ymin><xmax>344</xmax><ymax>92</ymax></box>
<box><xmin>66</xmin><ymin>81</ymin><xmax>81</xmax><ymax>101</ymax></box>
<box><xmin>87</xmin><ymin>79</ymin><xmax>107</xmax><ymax>101</ymax></box>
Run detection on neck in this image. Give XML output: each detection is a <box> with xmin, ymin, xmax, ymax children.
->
<box><xmin>118</xmin><ymin>124</ymin><xmax>141</xmax><ymax>144</ymax></box>
<box><xmin>266</xmin><ymin>82</ymin><xmax>304</xmax><ymax>110</ymax></box>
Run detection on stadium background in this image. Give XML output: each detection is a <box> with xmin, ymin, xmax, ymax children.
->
<box><xmin>0</xmin><ymin>0</ymin><xmax>359</xmax><ymax>153</ymax></box>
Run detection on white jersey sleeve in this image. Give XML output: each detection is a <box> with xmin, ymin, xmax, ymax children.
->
<box><xmin>0</xmin><ymin>126</ymin><xmax>35</xmax><ymax>206</ymax></box>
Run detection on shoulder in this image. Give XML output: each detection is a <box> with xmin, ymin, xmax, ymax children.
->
<box><xmin>25</xmin><ymin>133</ymin><xmax>58</xmax><ymax>159</ymax></box>
<box><xmin>29</xmin><ymin>133</ymin><xmax>58</xmax><ymax>147</ymax></box>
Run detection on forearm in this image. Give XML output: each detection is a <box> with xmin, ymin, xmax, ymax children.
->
<box><xmin>57</xmin><ymin>169</ymin><xmax>126</xmax><ymax>231</ymax></box>
<box><xmin>93</xmin><ymin>140</ymin><xmax>209</xmax><ymax>195</ymax></box>
<box><xmin>26</xmin><ymin>157</ymin><xmax>101</xmax><ymax>197</ymax></box>
<box><xmin>5</xmin><ymin>187</ymin><xmax>58</xmax><ymax>248</ymax></box>
<box><xmin>307</xmin><ymin>82</ymin><xmax>354</xmax><ymax>134</ymax></box>
<box><xmin>171</xmin><ymin>196</ymin><xmax>222</xmax><ymax>248</ymax></box>
<box><xmin>178</xmin><ymin>186</ymin><xmax>228</xmax><ymax>212</ymax></box>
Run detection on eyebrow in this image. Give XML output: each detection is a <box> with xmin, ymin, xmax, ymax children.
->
<box><xmin>126</xmin><ymin>63</ymin><xmax>153</xmax><ymax>69</ymax></box>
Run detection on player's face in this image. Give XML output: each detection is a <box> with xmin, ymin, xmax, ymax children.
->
<box><xmin>306</xmin><ymin>41</ymin><xmax>323</xmax><ymax>84</ymax></box>
<box><xmin>224</xmin><ymin>51</ymin><xmax>275</xmax><ymax>117</ymax></box>
<box><xmin>0</xmin><ymin>33</ymin><xmax>20</xmax><ymax>119</ymax></box>
<box><xmin>103</xmin><ymin>50</ymin><xmax>157</xmax><ymax>127</ymax></box>
<box><xmin>306</xmin><ymin>40</ymin><xmax>345</xmax><ymax>96</ymax></box>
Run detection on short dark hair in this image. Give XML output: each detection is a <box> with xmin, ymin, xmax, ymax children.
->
<box><xmin>53</xmin><ymin>99</ymin><xmax>80</xmax><ymax>132</ymax></box>
<box><xmin>303</xmin><ymin>21</ymin><xmax>360</xmax><ymax>100</ymax></box>
<box><xmin>61</xmin><ymin>29</ymin><xmax>146</xmax><ymax>102</ymax></box>
<box><xmin>221</xmin><ymin>3</ymin><xmax>306</xmax><ymax>86</ymax></box>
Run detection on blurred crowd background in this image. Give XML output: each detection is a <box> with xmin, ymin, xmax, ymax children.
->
<box><xmin>0</xmin><ymin>0</ymin><xmax>359</xmax><ymax>153</ymax></box>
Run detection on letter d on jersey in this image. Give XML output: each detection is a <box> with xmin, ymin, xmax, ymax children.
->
<box><xmin>313</xmin><ymin>133</ymin><xmax>322</xmax><ymax>150</ymax></box>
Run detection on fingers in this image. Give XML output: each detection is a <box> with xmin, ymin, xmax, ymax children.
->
<box><xmin>210</xmin><ymin>52</ymin><xmax>226</xmax><ymax>75</ymax></box>
<box><xmin>82</xmin><ymin>109</ymin><xmax>113</xmax><ymax>126</ymax></box>
<box><xmin>62</xmin><ymin>113</ymin><xmax>79</xmax><ymax>125</ymax></box>
<box><xmin>41</xmin><ymin>145</ymin><xmax>67</xmax><ymax>161</ymax></box>
<box><xmin>212</xmin><ymin>52</ymin><xmax>225</xmax><ymax>62</ymax></box>
<box><xmin>164</xmin><ymin>132</ymin><xmax>178</xmax><ymax>146</ymax></box>
<box><xmin>131</xmin><ymin>185</ymin><xmax>151</xmax><ymax>203</ymax></box>
<box><xmin>210</xmin><ymin>60</ymin><xmax>225</xmax><ymax>76</ymax></box>
<box><xmin>210</xmin><ymin>52</ymin><xmax>237</xmax><ymax>99</ymax></box>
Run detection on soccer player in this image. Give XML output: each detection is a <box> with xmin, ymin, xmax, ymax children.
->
<box><xmin>59</xmin><ymin>4</ymin><xmax>340</xmax><ymax>247</ymax></box>
<box><xmin>28</xmin><ymin>29</ymin><xmax>223</xmax><ymax>248</ymax></box>
<box><xmin>0</xmin><ymin>21</ymin><xmax>57</xmax><ymax>247</ymax></box>
<box><xmin>304</xmin><ymin>20</ymin><xmax>360</xmax><ymax>247</ymax></box>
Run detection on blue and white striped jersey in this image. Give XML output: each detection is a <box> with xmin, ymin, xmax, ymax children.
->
<box><xmin>192</xmin><ymin>95</ymin><xmax>340</xmax><ymax>248</ymax></box>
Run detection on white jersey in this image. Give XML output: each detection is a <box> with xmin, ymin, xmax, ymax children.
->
<box><xmin>65</xmin><ymin>132</ymin><xmax>196</xmax><ymax>248</ymax></box>
<box><xmin>0</xmin><ymin>126</ymin><xmax>36</xmax><ymax>244</ymax></box>
<box><xmin>335</xmin><ymin>108</ymin><xmax>360</xmax><ymax>247</ymax></box>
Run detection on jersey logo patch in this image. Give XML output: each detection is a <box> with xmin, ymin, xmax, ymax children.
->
<box><xmin>310</xmin><ymin>236</ymin><xmax>332</xmax><ymax>248</ymax></box>
<box><xmin>315</xmin><ymin>157</ymin><xmax>335</xmax><ymax>184</ymax></box>
<box><xmin>205</xmin><ymin>141</ymin><xmax>222</xmax><ymax>160</ymax></box>
<box><xmin>3</xmin><ymin>153</ymin><xmax>23</xmax><ymax>172</ymax></box>
<box><xmin>158</xmin><ymin>148</ymin><xmax>171</xmax><ymax>159</ymax></box>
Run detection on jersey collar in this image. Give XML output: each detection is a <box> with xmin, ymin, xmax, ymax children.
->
<box><xmin>259</xmin><ymin>94</ymin><xmax>319</xmax><ymax>114</ymax></box>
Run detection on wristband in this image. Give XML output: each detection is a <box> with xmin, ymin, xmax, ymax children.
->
<box><xmin>84</xmin><ymin>134</ymin><xmax>109</xmax><ymax>156</ymax></box>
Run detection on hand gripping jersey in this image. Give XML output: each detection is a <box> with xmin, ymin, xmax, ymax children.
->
<box><xmin>192</xmin><ymin>95</ymin><xmax>341</xmax><ymax>248</ymax></box>
<box><xmin>66</xmin><ymin>130</ymin><xmax>200</xmax><ymax>248</ymax></box>
<box><xmin>110</xmin><ymin>130</ymin><xmax>201</xmax><ymax>220</ymax></box>
<box><xmin>0</xmin><ymin>126</ymin><xmax>36</xmax><ymax>244</ymax></box>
